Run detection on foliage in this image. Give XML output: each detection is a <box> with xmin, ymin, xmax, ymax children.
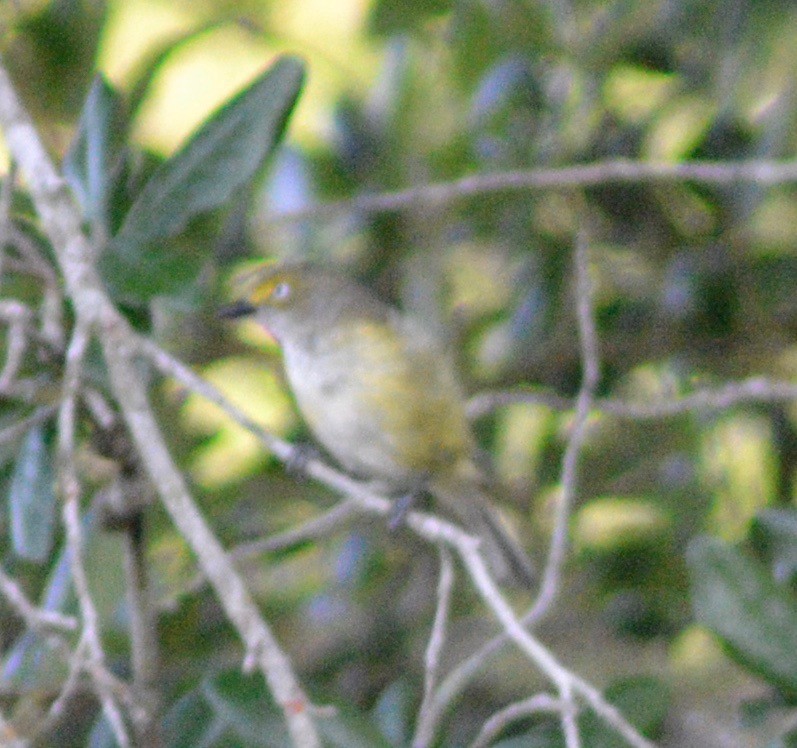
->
<box><xmin>1</xmin><ymin>0</ymin><xmax>797</xmax><ymax>746</ymax></box>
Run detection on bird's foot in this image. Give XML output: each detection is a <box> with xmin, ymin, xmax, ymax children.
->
<box><xmin>388</xmin><ymin>486</ymin><xmax>428</xmax><ymax>532</ymax></box>
<box><xmin>284</xmin><ymin>443</ymin><xmax>321</xmax><ymax>480</ymax></box>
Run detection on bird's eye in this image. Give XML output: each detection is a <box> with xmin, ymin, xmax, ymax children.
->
<box><xmin>271</xmin><ymin>281</ymin><xmax>292</xmax><ymax>302</ymax></box>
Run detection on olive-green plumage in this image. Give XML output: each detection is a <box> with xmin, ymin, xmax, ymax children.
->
<box><xmin>223</xmin><ymin>263</ymin><xmax>534</xmax><ymax>587</ymax></box>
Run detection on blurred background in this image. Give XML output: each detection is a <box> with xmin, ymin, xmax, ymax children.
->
<box><xmin>1</xmin><ymin>0</ymin><xmax>797</xmax><ymax>745</ymax></box>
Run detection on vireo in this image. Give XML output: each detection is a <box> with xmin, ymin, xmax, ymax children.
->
<box><xmin>221</xmin><ymin>263</ymin><xmax>534</xmax><ymax>587</ymax></box>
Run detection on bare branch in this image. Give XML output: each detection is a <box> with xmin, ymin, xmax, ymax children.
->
<box><xmin>530</xmin><ymin>231</ymin><xmax>599</xmax><ymax>622</ymax></box>
<box><xmin>444</xmin><ymin>518</ymin><xmax>652</xmax><ymax>748</ymax></box>
<box><xmin>413</xmin><ymin>546</ymin><xmax>455</xmax><ymax>748</ymax></box>
<box><xmin>0</xmin><ymin>299</ymin><xmax>32</xmax><ymax>392</ymax></box>
<box><xmin>468</xmin><ymin>377</ymin><xmax>797</xmax><ymax>420</ymax></box>
<box><xmin>103</xmin><ymin>323</ymin><xmax>323</xmax><ymax>748</ymax></box>
<box><xmin>58</xmin><ymin>319</ymin><xmax>131</xmax><ymax>748</ymax></box>
<box><xmin>0</xmin><ymin>58</ymin><xmax>322</xmax><ymax>748</ymax></box>
<box><xmin>0</xmin><ymin>404</ymin><xmax>58</xmax><ymax>446</ymax></box>
<box><xmin>471</xmin><ymin>693</ymin><xmax>563</xmax><ymax>748</ymax></box>
<box><xmin>0</xmin><ymin>562</ymin><xmax>77</xmax><ymax>633</ymax></box>
<box><xmin>232</xmin><ymin>500</ymin><xmax>361</xmax><ymax>560</ymax></box>
<box><xmin>135</xmin><ymin>335</ymin><xmax>295</xmax><ymax>462</ymax></box>
<box><xmin>263</xmin><ymin>158</ymin><xmax>797</xmax><ymax>222</ymax></box>
<box><xmin>42</xmin><ymin>636</ymin><xmax>91</xmax><ymax>734</ymax></box>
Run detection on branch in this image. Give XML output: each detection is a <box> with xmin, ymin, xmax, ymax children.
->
<box><xmin>102</xmin><ymin>324</ymin><xmax>323</xmax><ymax>748</ymax></box>
<box><xmin>412</xmin><ymin>233</ymin><xmax>602</xmax><ymax>743</ymax></box>
<box><xmin>467</xmin><ymin>377</ymin><xmax>797</xmax><ymax>420</ymax></box>
<box><xmin>446</xmin><ymin>518</ymin><xmax>652</xmax><ymax>748</ymax></box>
<box><xmin>0</xmin><ymin>562</ymin><xmax>77</xmax><ymax>633</ymax></box>
<box><xmin>0</xmin><ymin>404</ymin><xmax>58</xmax><ymax>446</ymax></box>
<box><xmin>263</xmin><ymin>158</ymin><xmax>797</xmax><ymax>222</ymax></box>
<box><xmin>231</xmin><ymin>500</ymin><xmax>361</xmax><ymax>559</ymax></box>
<box><xmin>57</xmin><ymin>319</ymin><xmax>131</xmax><ymax>748</ymax></box>
<box><xmin>0</xmin><ymin>56</ymin><xmax>323</xmax><ymax>748</ymax></box>
<box><xmin>135</xmin><ymin>333</ymin><xmax>652</xmax><ymax>748</ymax></box>
<box><xmin>529</xmin><ymin>230</ymin><xmax>600</xmax><ymax>622</ymax></box>
<box><xmin>471</xmin><ymin>693</ymin><xmax>563</xmax><ymax>748</ymax></box>
<box><xmin>413</xmin><ymin>546</ymin><xmax>455</xmax><ymax>748</ymax></box>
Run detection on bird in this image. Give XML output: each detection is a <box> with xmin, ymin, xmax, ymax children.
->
<box><xmin>220</xmin><ymin>262</ymin><xmax>535</xmax><ymax>587</ymax></box>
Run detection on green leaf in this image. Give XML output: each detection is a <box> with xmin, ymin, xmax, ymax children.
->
<box><xmin>8</xmin><ymin>424</ymin><xmax>57</xmax><ymax>563</ymax></box>
<box><xmin>163</xmin><ymin>670</ymin><xmax>390</xmax><ymax>748</ymax></box>
<box><xmin>164</xmin><ymin>671</ymin><xmax>289</xmax><ymax>747</ymax></box>
<box><xmin>371</xmin><ymin>679</ymin><xmax>414</xmax><ymax>746</ymax></box>
<box><xmin>751</xmin><ymin>508</ymin><xmax>797</xmax><ymax>585</ymax></box>
<box><xmin>63</xmin><ymin>74</ymin><xmax>127</xmax><ymax>234</ymax></box>
<box><xmin>101</xmin><ymin>55</ymin><xmax>306</xmax><ymax>302</ymax></box>
<box><xmin>125</xmin><ymin>19</ymin><xmax>265</xmax><ymax>119</ymax></box>
<box><xmin>687</xmin><ymin>535</ymin><xmax>797</xmax><ymax>698</ymax></box>
<box><xmin>579</xmin><ymin>677</ymin><xmax>669</xmax><ymax>747</ymax></box>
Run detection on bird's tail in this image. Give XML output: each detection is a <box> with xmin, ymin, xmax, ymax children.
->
<box><xmin>430</xmin><ymin>465</ymin><xmax>535</xmax><ymax>589</ymax></box>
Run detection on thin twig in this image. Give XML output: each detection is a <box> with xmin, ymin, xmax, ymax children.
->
<box><xmin>158</xmin><ymin>501</ymin><xmax>362</xmax><ymax>610</ymax></box>
<box><xmin>135</xmin><ymin>334</ymin><xmax>295</xmax><ymax>462</ymax></box>
<box><xmin>529</xmin><ymin>231</ymin><xmax>600</xmax><ymax>622</ymax></box>
<box><xmin>444</xmin><ymin>519</ymin><xmax>652</xmax><ymax>748</ymax></box>
<box><xmin>262</xmin><ymin>158</ymin><xmax>797</xmax><ymax>223</ymax></box>
<box><xmin>0</xmin><ymin>562</ymin><xmax>77</xmax><ymax>633</ymax></box>
<box><xmin>58</xmin><ymin>319</ymin><xmax>132</xmax><ymax>748</ymax></box>
<box><xmin>232</xmin><ymin>500</ymin><xmax>361</xmax><ymax>560</ymax></box>
<box><xmin>467</xmin><ymin>377</ymin><xmax>797</xmax><ymax>420</ymax></box>
<box><xmin>413</xmin><ymin>546</ymin><xmax>455</xmax><ymax>748</ymax></box>
<box><xmin>0</xmin><ymin>299</ymin><xmax>31</xmax><ymax>392</ymax></box>
<box><xmin>42</xmin><ymin>636</ymin><xmax>91</xmax><ymax>732</ymax></box>
<box><xmin>412</xmin><ymin>234</ymin><xmax>602</xmax><ymax>743</ymax></box>
<box><xmin>470</xmin><ymin>693</ymin><xmax>563</xmax><ymax>748</ymax></box>
<box><xmin>0</xmin><ymin>404</ymin><xmax>58</xmax><ymax>446</ymax></box>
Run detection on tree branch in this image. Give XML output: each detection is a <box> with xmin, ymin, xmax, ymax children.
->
<box><xmin>413</xmin><ymin>546</ymin><xmax>455</xmax><ymax>748</ymax></box>
<box><xmin>467</xmin><ymin>377</ymin><xmax>797</xmax><ymax>420</ymax></box>
<box><xmin>529</xmin><ymin>230</ymin><xmax>600</xmax><ymax>622</ymax></box>
<box><xmin>263</xmin><ymin>158</ymin><xmax>797</xmax><ymax>222</ymax></box>
<box><xmin>0</xmin><ymin>56</ymin><xmax>322</xmax><ymax>748</ymax></box>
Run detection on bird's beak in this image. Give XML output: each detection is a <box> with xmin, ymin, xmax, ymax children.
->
<box><xmin>218</xmin><ymin>300</ymin><xmax>257</xmax><ymax>319</ymax></box>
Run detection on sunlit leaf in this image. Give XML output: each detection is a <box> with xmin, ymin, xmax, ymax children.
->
<box><xmin>102</xmin><ymin>55</ymin><xmax>306</xmax><ymax>302</ymax></box>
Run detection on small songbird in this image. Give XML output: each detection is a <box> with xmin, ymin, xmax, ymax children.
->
<box><xmin>220</xmin><ymin>262</ymin><xmax>534</xmax><ymax>587</ymax></box>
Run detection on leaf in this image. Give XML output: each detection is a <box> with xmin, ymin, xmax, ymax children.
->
<box><xmin>63</xmin><ymin>74</ymin><xmax>128</xmax><ymax>234</ymax></box>
<box><xmin>751</xmin><ymin>508</ymin><xmax>797</xmax><ymax>585</ymax></box>
<box><xmin>125</xmin><ymin>19</ymin><xmax>266</xmax><ymax>119</ymax></box>
<box><xmin>163</xmin><ymin>670</ymin><xmax>390</xmax><ymax>748</ymax></box>
<box><xmin>8</xmin><ymin>424</ymin><xmax>57</xmax><ymax>563</ymax></box>
<box><xmin>371</xmin><ymin>679</ymin><xmax>414</xmax><ymax>746</ymax></box>
<box><xmin>101</xmin><ymin>55</ymin><xmax>306</xmax><ymax>302</ymax></box>
<box><xmin>579</xmin><ymin>677</ymin><xmax>670</xmax><ymax>747</ymax></box>
<box><xmin>687</xmin><ymin>535</ymin><xmax>797</xmax><ymax>698</ymax></box>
